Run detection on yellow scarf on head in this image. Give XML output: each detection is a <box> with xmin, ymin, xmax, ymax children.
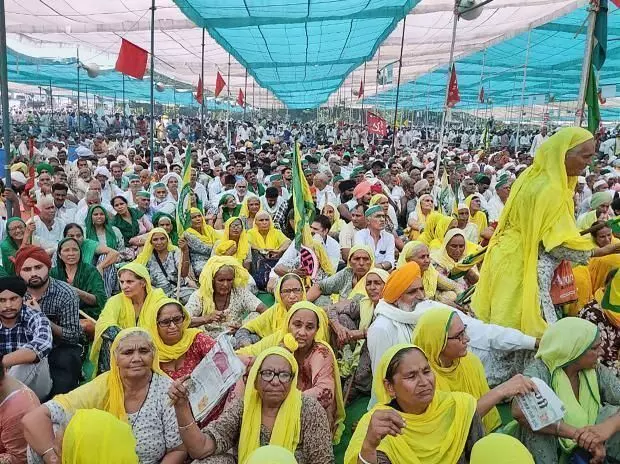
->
<box><xmin>412</xmin><ymin>307</ymin><xmax>501</xmax><ymax>433</ymax></box>
<box><xmin>347</xmin><ymin>244</ymin><xmax>375</xmax><ymax>294</ymax></box>
<box><xmin>349</xmin><ymin>268</ymin><xmax>390</xmax><ymax>330</ymax></box>
<box><xmin>344</xmin><ymin>343</ymin><xmax>476</xmax><ymax>464</ymax></box>
<box><xmin>414</xmin><ymin>194</ymin><xmax>434</xmax><ymax>227</ymax></box>
<box><xmin>536</xmin><ymin>318</ymin><xmax>600</xmax><ymax>453</ymax></box>
<box><xmin>143</xmin><ymin>297</ymin><xmax>201</xmax><ymax>363</ymax></box>
<box><xmin>323</xmin><ymin>202</ymin><xmax>346</xmax><ymax>235</ymax></box>
<box><xmin>238</xmin><ymin>302</ymin><xmax>345</xmax><ymax>444</ymax></box>
<box><xmin>588</xmin><ymin>239</ymin><xmax>620</xmax><ymax>295</ymax></box>
<box><xmin>134</xmin><ymin>227</ymin><xmax>178</xmax><ymax>266</ymax></box>
<box><xmin>62</xmin><ymin>409</ymin><xmax>139</xmax><ymax>464</ymax></box>
<box><xmin>465</xmin><ymin>194</ymin><xmax>488</xmax><ymax>235</ymax></box>
<box><xmin>247</xmin><ymin>212</ymin><xmax>289</xmax><ymax>250</ymax></box>
<box><xmin>216</xmin><ymin>216</ymin><xmax>250</xmax><ymax>263</ymax></box>
<box><xmin>198</xmin><ymin>256</ymin><xmax>250</xmax><ymax>316</ymax></box>
<box><xmin>186</xmin><ymin>207</ymin><xmax>222</xmax><ymax>245</ymax></box>
<box><xmin>471</xmin><ymin>434</ymin><xmax>534</xmax><ymax>464</ymax></box>
<box><xmin>431</xmin><ymin>228</ymin><xmax>479</xmax><ymax>274</ymax></box>
<box><xmin>90</xmin><ymin>263</ymin><xmax>167</xmax><ymax>377</ymax></box>
<box><xmin>57</xmin><ymin>327</ymin><xmax>165</xmax><ymax>421</ymax></box>
<box><xmin>397</xmin><ymin>241</ymin><xmax>440</xmax><ymax>298</ymax></box>
<box><xmin>239</xmin><ymin>194</ymin><xmax>262</xmax><ymax>218</ymax></box>
<box><xmin>242</xmin><ymin>273</ymin><xmax>306</xmax><ymax>339</ymax></box>
<box><xmin>309</xmin><ymin>238</ymin><xmax>336</xmax><ymax>276</ymax></box>
<box><xmin>369</xmin><ymin>193</ymin><xmax>388</xmax><ymax>207</ymax></box>
<box><xmin>419</xmin><ymin>213</ymin><xmax>455</xmax><ymax>249</ymax></box>
<box><xmin>238</xmin><ymin>347</ymin><xmax>302</xmax><ymax>464</ymax></box>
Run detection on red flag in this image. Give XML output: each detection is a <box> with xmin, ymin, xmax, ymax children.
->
<box><xmin>367</xmin><ymin>112</ymin><xmax>387</xmax><ymax>136</ymax></box>
<box><xmin>195</xmin><ymin>76</ymin><xmax>203</xmax><ymax>104</ymax></box>
<box><xmin>446</xmin><ymin>64</ymin><xmax>460</xmax><ymax>108</ymax></box>
<box><xmin>479</xmin><ymin>86</ymin><xmax>485</xmax><ymax>104</ymax></box>
<box><xmin>237</xmin><ymin>89</ymin><xmax>245</xmax><ymax>107</ymax></box>
<box><xmin>358</xmin><ymin>80</ymin><xmax>364</xmax><ymax>99</ymax></box>
<box><xmin>215</xmin><ymin>72</ymin><xmax>226</xmax><ymax>97</ymax></box>
<box><xmin>115</xmin><ymin>39</ymin><xmax>148</xmax><ymax>80</ymax></box>
<box><xmin>612</xmin><ymin>0</ymin><xmax>620</xmax><ymax>8</ymax></box>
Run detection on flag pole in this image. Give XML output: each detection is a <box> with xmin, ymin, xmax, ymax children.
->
<box><xmin>77</xmin><ymin>47</ymin><xmax>81</xmax><ymax>134</ymax></box>
<box><xmin>391</xmin><ymin>15</ymin><xmax>407</xmax><ymax>156</ymax></box>
<box><xmin>244</xmin><ymin>70</ymin><xmax>248</xmax><ymax>120</ymax></box>
<box><xmin>361</xmin><ymin>61</ymin><xmax>367</xmax><ymax>125</ymax></box>
<box><xmin>149</xmin><ymin>0</ymin><xmax>156</xmax><ymax>170</ymax></box>
<box><xmin>122</xmin><ymin>73</ymin><xmax>125</xmax><ymax>117</ymax></box>
<box><xmin>200</xmin><ymin>27</ymin><xmax>205</xmax><ymax>146</ymax></box>
<box><xmin>0</xmin><ymin>0</ymin><xmax>12</xmax><ymax>215</ymax></box>
<box><xmin>227</xmin><ymin>54</ymin><xmax>231</xmax><ymax>148</ymax></box>
<box><xmin>574</xmin><ymin>0</ymin><xmax>599</xmax><ymax>126</ymax></box>
<box><xmin>515</xmin><ymin>29</ymin><xmax>532</xmax><ymax>155</ymax></box>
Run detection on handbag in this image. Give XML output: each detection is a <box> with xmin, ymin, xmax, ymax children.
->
<box><xmin>252</xmin><ymin>250</ymin><xmax>278</xmax><ymax>291</ymax></box>
<box><xmin>550</xmin><ymin>260</ymin><xmax>577</xmax><ymax>305</ymax></box>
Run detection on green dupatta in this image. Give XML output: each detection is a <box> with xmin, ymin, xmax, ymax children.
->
<box><xmin>85</xmin><ymin>205</ymin><xmax>118</xmax><ymax>249</ymax></box>
<box><xmin>0</xmin><ymin>217</ymin><xmax>27</xmax><ymax>276</ymax></box>
<box><xmin>112</xmin><ymin>207</ymin><xmax>142</xmax><ymax>246</ymax></box>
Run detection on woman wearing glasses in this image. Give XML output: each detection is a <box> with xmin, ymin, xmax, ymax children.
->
<box><xmin>413</xmin><ymin>306</ymin><xmax>537</xmax><ymax>433</ymax></box>
<box><xmin>168</xmin><ymin>346</ymin><xmax>334</xmax><ymax>464</ymax></box>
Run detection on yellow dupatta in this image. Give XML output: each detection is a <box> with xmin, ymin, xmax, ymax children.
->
<box><xmin>247</xmin><ymin>211</ymin><xmax>289</xmax><ymax>251</ymax></box>
<box><xmin>431</xmin><ymin>228</ymin><xmax>479</xmax><ymax>274</ymax></box>
<box><xmin>412</xmin><ymin>307</ymin><xmax>501</xmax><ymax>432</ymax></box>
<box><xmin>349</xmin><ymin>267</ymin><xmax>390</xmax><ymax>331</ymax></box>
<box><xmin>242</xmin><ymin>273</ymin><xmax>306</xmax><ymax>338</ymax></box>
<box><xmin>471</xmin><ymin>434</ymin><xmax>534</xmax><ymax>464</ymax></box>
<box><xmin>90</xmin><ymin>263</ymin><xmax>167</xmax><ymax>376</ymax></box>
<box><xmin>323</xmin><ymin>202</ymin><xmax>346</xmax><ymax>234</ymax></box>
<box><xmin>536</xmin><ymin>318</ymin><xmax>600</xmax><ymax>453</ymax></box>
<box><xmin>216</xmin><ymin>216</ymin><xmax>250</xmax><ymax>263</ymax></box>
<box><xmin>62</xmin><ymin>409</ymin><xmax>139</xmax><ymax>464</ymax></box>
<box><xmin>238</xmin><ymin>302</ymin><xmax>346</xmax><ymax>444</ymax></box>
<box><xmin>344</xmin><ymin>344</ymin><xmax>476</xmax><ymax>464</ymax></box>
<box><xmin>198</xmin><ymin>256</ymin><xmax>250</xmax><ymax>316</ymax></box>
<box><xmin>185</xmin><ymin>207</ymin><xmax>221</xmax><ymax>245</ymax></box>
<box><xmin>239</xmin><ymin>194</ymin><xmax>262</xmax><ymax>218</ymax></box>
<box><xmin>596</xmin><ymin>268</ymin><xmax>620</xmax><ymax>327</ymax></box>
<box><xmin>397</xmin><ymin>240</ymin><xmax>440</xmax><ymax>299</ymax></box>
<box><xmin>134</xmin><ymin>227</ymin><xmax>178</xmax><ymax>266</ymax></box>
<box><xmin>57</xmin><ymin>327</ymin><xmax>165</xmax><ymax>421</ymax></box>
<box><xmin>464</xmin><ymin>194</ymin><xmax>488</xmax><ymax>233</ymax></box>
<box><xmin>143</xmin><ymin>297</ymin><xmax>201</xmax><ymax>363</ymax></box>
<box><xmin>419</xmin><ymin>213</ymin><xmax>456</xmax><ymax>250</ymax></box>
<box><xmin>588</xmin><ymin>237</ymin><xmax>620</xmax><ymax>294</ymax></box>
<box><xmin>238</xmin><ymin>347</ymin><xmax>302</xmax><ymax>464</ymax></box>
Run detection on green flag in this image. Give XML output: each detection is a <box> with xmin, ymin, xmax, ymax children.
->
<box><xmin>593</xmin><ymin>0</ymin><xmax>608</xmax><ymax>70</ymax></box>
<box><xmin>586</xmin><ymin>63</ymin><xmax>601</xmax><ymax>135</ymax></box>
<box><xmin>292</xmin><ymin>142</ymin><xmax>315</xmax><ymax>250</ymax></box>
<box><xmin>176</xmin><ymin>144</ymin><xmax>193</xmax><ymax>234</ymax></box>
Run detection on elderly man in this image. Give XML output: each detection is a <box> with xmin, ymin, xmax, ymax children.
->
<box><xmin>94</xmin><ymin>166</ymin><xmax>122</xmax><ymax>204</ymax></box>
<box><xmin>0</xmin><ymin>276</ymin><xmax>53</xmax><ymax>399</ymax></box>
<box><xmin>16</xmin><ymin>246</ymin><xmax>81</xmax><ymax>395</ymax></box>
<box><xmin>354</xmin><ymin>205</ymin><xmax>395</xmax><ymax>270</ymax></box>
<box><xmin>314</xmin><ymin>172</ymin><xmax>338</xmax><ymax>211</ymax></box>
<box><xmin>31</xmin><ymin>197</ymin><xmax>65</xmax><ymax>254</ymax></box>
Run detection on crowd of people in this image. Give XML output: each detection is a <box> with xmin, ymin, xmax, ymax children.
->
<box><xmin>1</xmin><ymin>106</ymin><xmax>620</xmax><ymax>464</ymax></box>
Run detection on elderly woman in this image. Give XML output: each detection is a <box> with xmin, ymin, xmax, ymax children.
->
<box><xmin>162</xmin><ymin>172</ymin><xmax>182</xmax><ymax>203</ymax></box>
<box><xmin>90</xmin><ymin>263</ymin><xmax>167</xmax><ymax>375</ymax></box>
<box><xmin>184</xmin><ymin>207</ymin><xmax>222</xmax><ymax>276</ymax></box>
<box><xmin>238</xmin><ymin>195</ymin><xmax>262</xmax><ymax>230</ymax></box>
<box><xmin>418</xmin><ymin>213</ymin><xmax>457</xmax><ymax>250</ymax></box>
<box><xmin>168</xmin><ymin>346</ymin><xmax>334</xmax><ymax>464</ymax></box>
<box><xmin>111</xmin><ymin>195</ymin><xmax>152</xmax><ymax>250</ymax></box>
<box><xmin>23</xmin><ymin>328</ymin><xmax>186</xmax><ymax>464</ymax></box>
<box><xmin>185</xmin><ymin>256</ymin><xmax>265</xmax><ymax>342</ymax></box>
<box><xmin>465</xmin><ymin>194</ymin><xmax>489</xmax><ymax>239</ymax></box>
<box><xmin>322</xmin><ymin>202</ymin><xmax>346</xmax><ymax>239</ymax></box>
<box><xmin>247</xmin><ymin>210</ymin><xmax>290</xmax><ymax>259</ymax></box>
<box><xmin>51</xmin><ymin>237</ymin><xmax>107</xmax><ymax>319</ymax></box>
<box><xmin>153</xmin><ymin>211</ymin><xmax>179</xmax><ymax>245</ymax></box>
<box><xmin>512</xmin><ymin>318</ymin><xmax>620</xmax><ymax>463</ymax></box>
<box><xmin>135</xmin><ymin>228</ymin><xmax>194</xmax><ymax>304</ymax></box>
<box><xmin>235</xmin><ymin>273</ymin><xmax>305</xmax><ymax>348</ymax></box>
<box><xmin>407</xmin><ymin>193</ymin><xmax>434</xmax><ymax>240</ymax></box>
<box><xmin>211</xmin><ymin>217</ymin><xmax>251</xmax><ymax>271</ymax></box>
<box><xmin>431</xmin><ymin>229</ymin><xmax>480</xmax><ymax>288</ymax></box>
<box><xmin>0</xmin><ymin>218</ymin><xmax>28</xmax><ymax>275</ymax></box>
<box><xmin>214</xmin><ymin>193</ymin><xmax>241</xmax><ymax>229</ymax></box>
<box><xmin>577</xmin><ymin>191</ymin><xmax>614</xmax><ymax>230</ymax></box>
<box><xmin>238</xmin><ymin>302</ymin><xmax>345</xmax><ymax>440</ymax></box>
<box><xmin>307</xmin><ymin>245</ymin><xmax>374</xmax><ymax>303</ymax></box>
<box><xmin>345</xmin><ymin>344</ymin><xmax>485</xmax><ymax>464</ymax></box>
<box><xmin>413</xmin><ymin>307</ymin><xmax>537</xmax><ymax>433</ymax></box>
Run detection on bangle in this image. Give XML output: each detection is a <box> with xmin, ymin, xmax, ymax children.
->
<box><xmin>178</xmin><ymin>420</ymin><xmax>196</xmax><ymax>431</ymax></box>
<box><xmin>42</xmin><ymin>447</ymin><xmax>56</xmax><ymax>457</ymax></box>
<box><xmin>555</xmin><ymin>421</ymin><xmax>561</xmax><ymax>436</ymax></box>
<box><xmin>358</xmin><ymin>452</ymin><xmax>373</xmax><ymax>464</ymax></box>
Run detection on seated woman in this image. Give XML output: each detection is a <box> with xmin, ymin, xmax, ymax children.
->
<box><xmin>456</xmin><ymin>203</ymin><xmax>481</xmax><ymax>244</ymax></box>
<box><xmin>23</xmin><ymin>328</ymin><xmax>186</xmax><ymax>464</ymax></box>
<box><xmin>214</xmin><ymin>193</ymin><xmax>241</xmax><ymax>229</ymax></box>
<box><xmin>322</xmin><ymin>202</ymin><xmax>346</xmax><ymax>240</ymax></box>
<box><xmin>407</xmin><ymin>193</ymin><xmax>434</xmax><ymax>240</ymax></box>
<box><xmin>50</xmin><ymin>237</ymin><xmax>107</xmax><ymax>319</ymax></box>
<box><xmin>512</xmin><ymin>317</ymin><xmax>620</xmax><ymax>463</ymax></box>
<box><xmin>431</xmin><ymin>229</ymin><xmax>480</xmax><ymax>288</ymax></box>
<box><xmin>465</xmin><ymin>194</ymin><xmax>490</xmax><ymax>241</ymax></box>
<box><xmin>238</xmin><ymin>195</ymin><xmax>262</xmax><ymax>230</ymax></box>
<box><xmin>238</xmin><ymin>301</ymin><xmax>345</xmax><ymax>440</ymax></box>
<box><xmin>327</xmin><ymin>268</ymin><xmax>389</xmax><ymax>401</ymax></box>
<box><xmin>306</xmin><ymin>245</ymin><xmax>374</xmax><ymax>303</ymax></box>
<box><xmin>0</xmin><ymin>359</ymin><xmax>40</xmax><ymax>464</ymax></box>
<box><xmin>184</xmin><ymin>207</ymin><xmax>222</xmax><ymax>277</ymax></box>
<box><xmin>587</xmin><ymin>221</ymin><xmax>620</xmax><ymax>295</ymax></box>
<box><xmin>85</xmin><ymin>205</ymin><xmax>127</xmax><ymax>259</ymax></box>
<box><xmin>577</xmin><ymin>191</ymin><xmax>613</xmax><ymax>230</ymax></box>
<box><xmin>413</xmin><ymin>307</ymin><xmax>537</xmax><ymax>433</ymax></box>
<box><xmin>111</xmin><ymin>195</ymin><xmax>152</xmax><ymax>254</ymax></box>
<box><xmin>399</xmin><ymin>240</ymin><xmax>462</xmax><ymax>304</ymax></box>
<box><xmin>247</xmin><ymin>211</ymin><xmax>290</xmax><ymax>260</ymax></box>
<box><xmin>418</xmin><ymin>213</ymin><xmax>457</xmax><ymax>250</ymax></box>
<box><xmin>90</xmin><ymin>262</ymin><xmax>167</xmax><ymax>375</ymax></box>
<box><xmin>345</xmin><ymin>344</ymin><xmax>484</xmax><ymax>464</ymax></box>
<box><xmin>153</xmin><ymin>211</ymin><xmax>179</xmax><ymax>245</ymax></box>
<box><xmin>211</xmin><ymin>217</ymin><xmax>252</xmax><ymax>272</ymax></box>
<box><xmin>135</xmin><ymin>228</ymin><xmax>194</xmax><ymax>304</ymax></box>
<box><xmin>168</xmin><ymin>346</ymin><xmax>334</xmax><ymax>464</ymax></box>
<box><xmin>186</xmin><ymin>256</ymin><xmax>265</xmax><ymax>342</ymax></box>
<box><xmin>0</xmin><ymin>217</ymin><xmax>29</xmax><ymax>275</ymax></box>
<box><xmin>235</xmin><ymin>273</ymin><xmax>305</xmax><ymax>348</ymax></box>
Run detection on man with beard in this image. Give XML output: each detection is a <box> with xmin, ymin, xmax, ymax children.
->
<box><xmin>336</xmin><ymin>179</ymin><xmax>357</xmax><ymax>221</ymax></box>
<box><xmin>0</xmin><ymin>276</ymin><xmax>53</xmax><ymax>399</ymax></box>
<box><xmin>15</xmin><ymin>246</ymin><xmax>81</xmax><ymax>395</ymax></box>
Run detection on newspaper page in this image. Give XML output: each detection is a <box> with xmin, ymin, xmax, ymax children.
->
<box><xmin>186</xmin><ymin>334</ymin><xmax>245</xmax><ymax>421</ymax></box>
<box><xmin>515</xmin><ymin>377</ymin><xmax>565</xmax><ymax>431</ymax></box>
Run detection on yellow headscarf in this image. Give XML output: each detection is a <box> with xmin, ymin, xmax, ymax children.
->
<box><xmin>536</xmin><ymin>317</ymin><xmax>600</xmax><ymax>453</ymax></box>
<box><xmin>62</xmin><ymin>409</ymin><xmax>139</xmax><ymax>464</ymax></box>
<box><xmin>243</xmin><ymin>273</ymin><xmax>306</xmax><ymax>339</ymax></box>
<box><xmin>90</xmin><ymin>263</ymin><xmax>167</xmax><ymax>376</ymax></box>
<box><xmin>470</xmin><ymin>434</ymin><xmax>534</xmax><ymax>464</ymax></box>
<box><xmin>214</xmin><ymin>216</ymin><xmax>250</xmax><ymax>264</ymax></box>
<box><xmin>344</xmin><ymin>344</ymin><xmax>476</xmax><ymax>464</ymax></box>
<box><xmin>238</xmin><ymin>302</ymin><xmax>345</xmax><ymax>444</ymax></box>
<box><xmin>134</xmin><ymin>227</ymin><xmax>178</xmax><ymax>266</ymax></box>
<box><xmin>412</xmin><ymin>307</ymin><xmax>501</xmax><ymax>433</ymax></box>
<box><xmin>247</xmin><ymin>211</ymin><xmax>289</xmax><ymax>250</ymax></box>
<box><xmin>473</xmin><ymin>127</ymin><xmax>596</xmax><ymax>337</ymax></box>
<box><xmin>418</xmin><ymin>213</ymin><xmax>455</xmax><ymax>250</ymax></box>
<box><xmin>397</xmin><ymin>240</ymin><xmax>440</xmax><ymax>299</ymax></box>
<box><xmin>238</xmin><ymin>347</ymin><xmax>302</xmax><ymax>464</ymax></box>
<box><xmin>369</xmin><ymin>193</ymin><xmax>388</xmax><ymax>207</ymax></box>
<box><xmin>143</xmin><ymin>297</ymin><xmax>201</xmax><ymax>363</ymax></box>
<box><xmin>596</xmin><ymin>268</ymin><xmax>620</xmax><ymax>326</ymax></box>
<box><xmin>431</xmin><ymin>228</ymin><xmax>478</xmax><ymax>274</ymax></box>
<box><xmin>57</xmin><ymin>327</ymin><xmax>165</xmax><ymax>422</ymax></box>
<box><xmin>246</xmin><ymin>445</ymin><xmax>297</xmax><ymax>464</ymax></box>
<box><xmin>414</xmin><ymin>194</ymin><xmax>434</xmax><ymax>227</ymax></box>
<box><xmin>347</xmin><ymin>244</ymin><xmax>376</xmax><ymax>295</ymax></box>
<box><xmin>464</xmin><ymin>194</ymin><xmax>488</xmax><ymax>235</ymax></box>
<box><xmin>239</xmin><ymin>194</ymin><xmax>262</xmax><ymax>218</ymax></box>
<box><xmin>185</xmin><ymin>207</ymin><xmax>221</xmax><ymax>245</ymax></box>
<box><xmin>322</xmin><ymin>202</ymin><xmax>346</xmax><ymax>235</ymax></box>
<box><xmin>349</xmin><ymin>267</ymin><xmax>390</xmax><ymax>331</ymax></box>
<box><xmin>198</xmin><ymin>256</ymin><xmax>250</xmax><ymax>316</ymax></box>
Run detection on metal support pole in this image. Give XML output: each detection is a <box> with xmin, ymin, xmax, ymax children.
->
<box><xmin>200</xmin><ymin>27</ymin><xmax>205</xmax><ymax>145</ymax></box>
<box><xmin>361</xmin><ymin>61</ymin><xmax>366</xmax><ymax>125</ymax></box>
<box><xmin>515</xmin><ymin>29</ymin><xmax>532</xmax><ymax>154</ymax></box>
<box><xmin>391</xmin><ymin>16</ymin><xmax>407</xmax><ymax>155</ymax></box>
<box><xmin>149</xmin><ymin>0</ymin><xmax>156</xmax><ymax>167</ymax></box>
<box><xmin>77</xmin><ymin>48</ymin><xmax>81</xmax><ymax>133</ymax></box>
<box><xmin>574</xmin><ymin>0</ymin><xmax>598</xmax><ymax>126</ymax></box>
<box><xmin>122</xmin><ymin>74</ymin><xmax>125</xmax><ymax>117</ymax></box>
<box><xmin>49</xmin><ymin>80</ymin><xmax>53</xmax><ymax>133</ymax></box>
<box><xmin>243</xmin><ymin>69</ymin><xmax>247</xmax><ymax>120</ymax></box>
<box><xmin>227</xmin><ymin>54</ymin><xmax>231</xmax><ymax>147</ymax></box>
<box><xmin>0</xmin><ymin>0</ymin><xmax>13</xmax><ymax>214</ymax></box>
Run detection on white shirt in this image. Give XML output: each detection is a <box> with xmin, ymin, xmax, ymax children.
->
<box><xmin>354</xmin><ymin>228</ymin><xmax>395</xmax><ymax>268</ymax></box>
<box><xmin>32</xmin><ymin>216</ymin><xmax>66</xmax><ymax>252</ymax></box>
<box><xmin>530</xmin><ymin>133</ymin><xmax>549</xmax><ymax>155</ymax></box>
<box><xmin>315</xmin><ymin>186</ymin><xmax>338</xmax><ymax>211</ymax></box>
<box><xmin>317</xmin><ymin>234</ymin><xmax>341</xmax><ymax>271</ymax></box>
<box><xmin>55</xmin><ymin>200</ymin><xmax>78</xmax><ymax>225</ymax></box>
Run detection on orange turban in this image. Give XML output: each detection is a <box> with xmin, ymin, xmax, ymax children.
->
<box><xmin>382</xmin><ymin>261</ymin><xmax>422</xmax><ymax>304</ymax></box>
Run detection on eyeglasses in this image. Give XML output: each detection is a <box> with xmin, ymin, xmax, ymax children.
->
<box><xmin>259</xmin><ymin>369</ymin><xmax>293</xmax><ymax>384</ymax></box>
<box><xmin>447</xmin><ymin>325</ymin><xmax>468</xmax><ymax>342</ymax></box>
<box><xmin>157</xmin><ymin>315</ymin><xmax>185</xmax><ymax>328</ymax></box>
<box><xmin>280</xmin><ymin>288</ymin><xmax>303</xmax><ymax>295</ymax></box>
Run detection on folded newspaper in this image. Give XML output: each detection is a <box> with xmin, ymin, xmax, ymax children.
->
<box><xmin>185</xmin><ymin>334</ymin><xmax>246</xmax><ymax>421</ymax></box>
<box><xmin>515</xmin><ymin>377</ymin><xmax>565</xmax><ymax>431</ymax></box>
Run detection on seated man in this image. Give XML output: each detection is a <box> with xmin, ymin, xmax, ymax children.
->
<box><xmin>15</xmin><ymin>245</ymin><xmax>82</xmax><ymax>395</ymax></box>
<box><xmin>31</xmin><ymin>197</ymin><xmax>65</xmax><ymax>255</ymax></box>
<box><xmin>310</xmin><ymin>214</ymin><xmax>341</xmax><ymax>271</ymax></box>
<box><xmin>354</xmin><ymin>205</ymin><xmax>395</xmax><ymax>271</ymax></box>
<box><xmin>0</xmin><ymin>276</ymin><xmax>53</xmax><ymax>399</ymax></box>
